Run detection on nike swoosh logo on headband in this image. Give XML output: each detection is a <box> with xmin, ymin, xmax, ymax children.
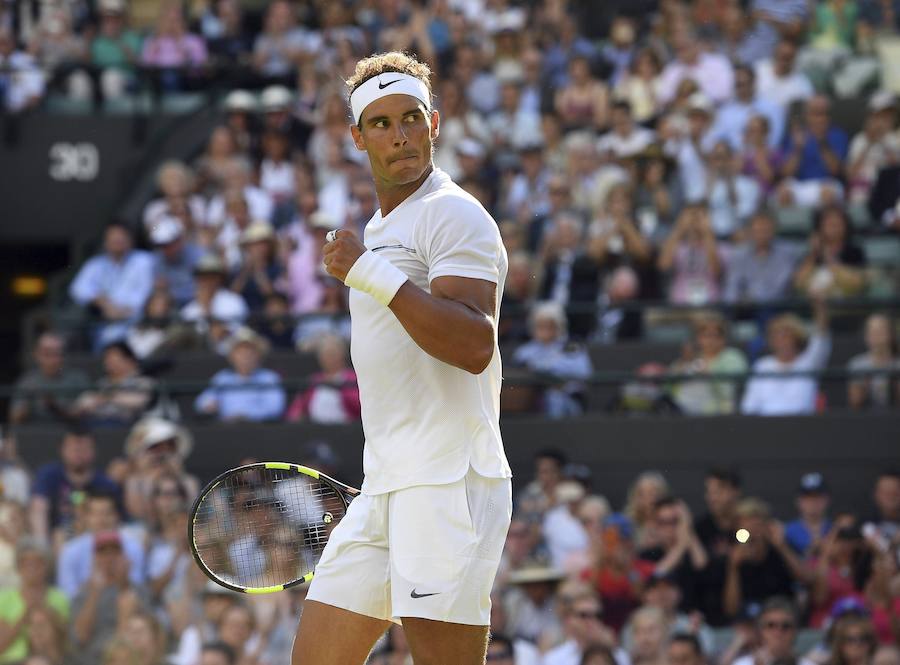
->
<box><xmin>378</xmin><ymin>79</ymin><xmax>402</xmax><ymax>89</ymax></box>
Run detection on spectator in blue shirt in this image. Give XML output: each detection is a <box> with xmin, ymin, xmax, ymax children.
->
<box><xmin>711</xmin><ymin>65</ymin><xmax>784</xmax><ymax>150</ymax></box>
<box><xmin>69</xmin><ymin>223</ymin><xmax>155</xmax><ymax>347</ymax></box>
<box><xmin>512</xmin><ymin>301</ymin><xmax>593</xmax><ymax>418</ymax></box>
<box><xmin>28</xmin><ymin>427</ymin><xmax>122</xmax><ymax>546</ymax></box>
<box><xmin>778</xmin><ymin>95</ymin><xmax>849</xmax><ymax>208</ymax></box>
<box><xmin>195</xmin><ymin>327</ymin><xmax>286</xmax><ymax>421</ymax></box>
<box><xmin>149</xmin><ymin>216</ymin><xmax>203</xmax><ymax>307</ymax></box>
<box><xmin>785</xmin><ymin>472</ymin><xmax>832</xmax><ymax>560</ymax></box>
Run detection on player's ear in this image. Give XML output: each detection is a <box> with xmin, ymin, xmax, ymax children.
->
<box><xmin>350</xmin><ymin>123</ymin><xmax>366</xmax><ymax>151</ymax></box>
<box><xmin>430</xmin><ymin>109</ymin><xmax>440</xmax><ymax>141</ymax></box>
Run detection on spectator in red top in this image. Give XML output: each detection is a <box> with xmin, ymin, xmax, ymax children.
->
<box><xmin>285</xmin><ymin>334</ymin><xmax>360</xmax><ymax>424</ymax></box>
<box><xmin>580</xmin><ymin>514</ymin><xmax>654</xmax><ymax>633</ymax></box>
<box><xmin>810</xmin><ymin>518</ymin><xmax>869</xmax><ymax>627</ymax></box>
<box><xmin>863</xmin><ymin>548</ymin><xmax>900</xmax><ymax>644</ymax></box>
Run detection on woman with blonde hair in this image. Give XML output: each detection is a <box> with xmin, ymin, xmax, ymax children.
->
<box><xmin>624</xmin><ymin>471</ymin><xmax>670</xmax><ymax>550</ymax></box>
<box><xmin>741</xmin><ymin>297</ymin><xmax>831</xmax><ymax>415</ymax></box>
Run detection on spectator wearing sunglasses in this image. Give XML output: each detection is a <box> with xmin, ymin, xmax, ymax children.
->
<box><xmin>732</xmin><ymin>597</ymin><xmax>815</xmax><ymax>665</ymax></box>
<box><xmin>827</xmin><ymin>615</ymin><xmax>879</xmax><ymax>665</ymax></box>
<box><xmin>541</xmin><ymin>588</ymin><xmax>621</xmax><ymax>665</ymax></box>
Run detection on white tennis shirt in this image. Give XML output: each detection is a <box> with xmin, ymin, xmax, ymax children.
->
<box><xmin>350</xmin><ymin>167</ymin><xmax>512</xmax><ymax>495</ymax></box>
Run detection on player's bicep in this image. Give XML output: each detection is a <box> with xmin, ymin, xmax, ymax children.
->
<box><xmin>430</xmin><ymin>275</ymin><xmax>497</xmax><ymax>320</ymax></box>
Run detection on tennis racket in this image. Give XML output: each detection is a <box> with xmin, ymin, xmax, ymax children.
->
<box><xmin>188</xmin><ymin>462</ymin><xmax>359</xmax><ymax>594</ymax></box>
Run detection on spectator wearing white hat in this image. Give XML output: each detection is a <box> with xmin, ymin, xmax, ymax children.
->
<box><xmin>148</xmin><ymin>216</ymin><xmax>203</xmax><ymax>306</ymax></box>
<box><xmin>194</xmin><ymin>327</ymin><xmax>285</xmax><ymax>421</ymax></box>
<box><xmin>260</xmin><ymin>84</ymin><xmax>310</xmax><ymax>148</ymax></box>
<box><xmin>229</xmin><ymin>221</ymin><xmax>286</xmax><ymax>312</ymax></box>
<box><xmin>846</xmin><ymin>92</ymin><xmax>900</xmax><ymax>204</ymax></box>
<box><xmin>222</xmin><ymin>89</ymin><xmax>258</xmax><ymax>155</ymax></box>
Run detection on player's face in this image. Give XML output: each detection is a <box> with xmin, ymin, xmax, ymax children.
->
<box><xmin>351</xmin><ymin>94</ymin><xmax>439</xmax><ymax>188</ymax></box>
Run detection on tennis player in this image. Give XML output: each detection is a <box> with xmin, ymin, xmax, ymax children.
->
<box><xmin>292</xmin><ymin>52</ymin><xmax>513</xmax><ymax>664</ymax></box>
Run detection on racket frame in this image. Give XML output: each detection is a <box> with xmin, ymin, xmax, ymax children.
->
<box><xmin>188</xmin><ymin>461</ymin><xmax>359</xmax><ymax>594</ymax></box>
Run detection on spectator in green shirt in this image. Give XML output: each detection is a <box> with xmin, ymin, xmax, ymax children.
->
<box><xmin>670</xmin><ymin>311</ymin><xmax>749</xmax><ymax>415</ymax></box>
<box><xmin>0</xmin><ymin>539</ymin><xmax>69</xmax><ymax>664</ymax></box>
<box><xmin>90</xmin><ymin>0</ymin><xmax>143</xmax><ymax>100</ymax></box>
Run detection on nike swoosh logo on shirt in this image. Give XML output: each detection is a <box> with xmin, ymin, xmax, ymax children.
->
<box><xmin>378</xmin><ymin>79</ymin><xmax>402</xmax><ymax>89</ymax></box>
<box><xmin>410</xmin><ymin>589</ymin><xmax>440</xmax><ymax>599</ymax></box>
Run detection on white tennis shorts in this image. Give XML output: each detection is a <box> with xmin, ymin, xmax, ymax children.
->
<box><xmin>305</xmin><ymin>466</ymin><xmax>512</xmax><ymax>626</ymax></box>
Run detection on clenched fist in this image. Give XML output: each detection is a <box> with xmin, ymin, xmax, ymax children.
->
<box><xmin>323</xmin><ymin>229</ymin><xmax>366</xmax><ymax>283</ymax></box>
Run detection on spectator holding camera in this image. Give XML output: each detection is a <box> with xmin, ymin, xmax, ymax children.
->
<box><xmin>658</xmin><ymin>203</ymin><xmax>724</xmax><ymax>305</ymax></box>
<box><xmin>723</xmin><ymin>499</ymin><xmax>810</xmax><ymax>619</ymax></box>
<box><xmin>741</xmin><ymin>296</ymin><xmax>832</xmax><ymax>416</ymax></box>
<box><xmin>794</xmin><ymin>206</ymin><xmax>867</xmax><ymax>298</ymax></box>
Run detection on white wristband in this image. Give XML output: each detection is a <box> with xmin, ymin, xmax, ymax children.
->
<box><xmin>343</xmin><ymin>250</ymin><xmax>408</xmax><ymax>306</ymax></box>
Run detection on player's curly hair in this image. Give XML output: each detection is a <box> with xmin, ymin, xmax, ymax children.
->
<box><xmin>345</xmin><ymin>51</ymin><xmax>433</xmax><ymax>103</ymax></box>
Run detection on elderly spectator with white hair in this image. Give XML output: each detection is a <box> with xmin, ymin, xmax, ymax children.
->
<box><xmin>142</xmin><ymin>160</ymin><xmax>206</xmax><ymax>233</ymax></box>
<box><xmin>511</xmin><ymin>301</ymin><xmax>593</xmax><ymax>418</ymax></box>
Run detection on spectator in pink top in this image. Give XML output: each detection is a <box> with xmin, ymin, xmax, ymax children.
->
<box><xmin>141</xmin><ymin>2</ymin><xmax>208</xmax><ymax>91</ymax></box>
<box><xmin>285</xmin><ymin>334</ymin><xmax>360</xmax><ymax>424</ymax></box>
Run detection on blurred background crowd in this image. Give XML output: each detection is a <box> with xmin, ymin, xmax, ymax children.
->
<box><xmin>1</xmin><ymin>0</ymin><xmax>899</xmax><ymax>663</ymax></box>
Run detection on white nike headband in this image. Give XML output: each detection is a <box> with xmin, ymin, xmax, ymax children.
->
<box><xmin>349</xmin><ymin>73</ymin><xmax>432</xmax><ymax>125</ymax></box>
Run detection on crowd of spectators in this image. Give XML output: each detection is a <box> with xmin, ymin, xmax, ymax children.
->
<box><xmin>0</xmin><ymin>428</ymin><xmax>898</xmax><ymax>665</ymax></box>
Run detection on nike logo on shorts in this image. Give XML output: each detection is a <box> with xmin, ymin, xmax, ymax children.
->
<box><xmin>378</xmin><ymin>79</ymin><xmax>402</xmax><ymax>89</ymax></box>
<box><xmin>410</xmin><ymin>589</ymin><xmax>440</xmax><ymax>599</ymax></box>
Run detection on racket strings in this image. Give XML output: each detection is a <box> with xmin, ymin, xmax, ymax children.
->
<box><xmin>193</xmin><ymin>468</ymin><xmax>346</xmax><ymax>589</ymax></box>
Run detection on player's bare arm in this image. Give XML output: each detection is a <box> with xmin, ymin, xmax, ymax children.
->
<box><xmin>324</xmin><ymin>230</ymin><xmax>496</xmax><ymax>374</ymax></box>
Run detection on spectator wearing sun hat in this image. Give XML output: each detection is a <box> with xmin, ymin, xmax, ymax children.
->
<box><xmin>181</xmin><ymin>254</ymin><xmax>248</xmax><ymax>346</ymax></box>
<box><xmin>194</xmin><ymin>327</ymin><xmax>285</xmax><ymax>421</ymax></box>
<box><xmin>230</xmin><ymin>220</ymin><xmax>285</xmax><ymax>312</ymax></box>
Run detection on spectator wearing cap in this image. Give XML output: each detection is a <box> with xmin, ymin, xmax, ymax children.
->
<box><xmin>778</xmin><ymin>95</ymin><xmax>849</xmax><ymax>208</ymax></box>
<box><xmin>181</xmin><ymin>254</ymin><xmax>248</xmax><ymax>346</ymax></box>
<box><xmin>28</xmin><ymin>428</ymin><xmax>120</xmax><ymax>547</ymax></box>
<box><xmin>638</xmin><ymin>497</ymin><xmax>708</xmax><ymax>614</ymax></box>
<box><xmin>0</xmin><ymin>539</ymin><xmax>69</xmax><ymax>664</ymax></box>
<box><xmin>252</xmin><ymin>1</ymin><xmax>319</xmax><ymax>83</ymax></box>
<box><xmin>597</xmin><ymin>101</ymin><xmax>656</xmax><ymax>160</ymax></box>
<box><xmin>503</xmin><ymin>562</ymin><xmax>567</xmax><ymax>646</ymax></box>
<box><xmin>658</xmin><ymin>28</ymin><xmax>734</xmax><ymax>106</ymax></box>
<box><xmin>89</xmin><ymin>0</ymin><xmax>142</xmax><ymax>100</ymax></box>
<box><xmin>794</xmin><ymin>206</ymin><xmax>867</xmax><ymax>299</ymax></box>
<box><xmin>148</xmin><ymin>216</ymin><xmax>203</xmax><ymax>307</ymax></box>
<box><xmin>69</xmin><ymin>528</ymin><xmax>149</xmax><ymax>665</ymax></box>
<box><xmin>194</xmin><ymin>327</ymin><xmax>285</xmax><ymax>421</ymax></box>
<box><xmin>723</xmin><ymin>499</ymin><xmax>810</xmax><ymax>619</ymax></box>
<box><xmin>56</xmin><ymin>489</ymin><xmax>145</xmax><ymax>601</ymax></box>
<box><xmin>71</xmin><ymin>341</ymin><xmax>156</xmax><ymax>427</ymax></box>
<box><xmin>580</xmin><ymin>514</ymin><xmax>654</xmax><ymax>633</ymax></box>
<box><xmin>741</xmin><ymin>297</ymin><xmax>832</xmax><ymax>416</ymax></box>
<box><xmin>724</xmin><ymin>210</ymin><xmax>799</xmax><ymax>304</ymax></box>
<box><xmin>286</xmin><ymin>211</ymin><xmax>336</xmax><ymax>315</ymax></box>
<box><xmin>69</xmin><ymin>223</ymin><xmax>155</xmax><ymax>344</ymax></box>
<box><xmin>512</xmin><ymin>301</ymin><xmax>593</xmax><ymax>418</ymax></box>
<box><xmin>142</xmin><ymin>160</ymin><xmax>207</xmax><ymax>235</ymax></box>
<box><xmin>711</xmin><ymin>64</ymin><xmax>784</xmax><ymax>151</ymax></box>
<box><xmin>847</xmin><ymin>92</ymin><xmax>900</xmax><ymax>204</ymax></box>
<box><xmin>221</xmin><ymin>90</ymin><xmax>258</xmax><ymax>155</ymax></box>
<box><xmin>285</xmin><ymin>334</ymin><xmax>359</xmax><ymax>424</ymax></box>
<box><xmin>0</xmin><ymin>26</ymin><xmax>45</xmax><ymax>113</ymax></box>
<box><xmin>731</xmin><ymin>597</ymin><xmax>815</xmax><ymax>665</ymax></box>
<box><xmin>9</xmin><ymin>331</ymin><xmax>89</xmax><ymax>426</ymax></box>
<box><xmin>848</xmin><ymin>313</ymin><xmax>900</xmax><ymax>410</ymax></box>
<box><xmin>229</xmin><ymin>221</ymin><xmax>285</xmax><ymax>312</ymax></box>
<box><xmin>785</xmin><ymin>472</ymin><xmax>833</xmax><ymax>559</ymax></box>
<box><xmin>259</xmin><ymin>84</ymin><xmax>310</xmax><ymax>149</ymax></box>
